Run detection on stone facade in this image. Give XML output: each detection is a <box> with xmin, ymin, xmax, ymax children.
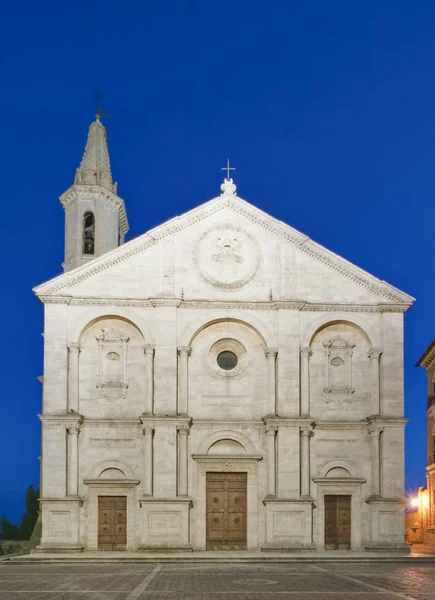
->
<box><xmin>33</xmin><ymin>119</ymin><xmax>414</xmax><ymax>553</ymax></box>
<box><xmin>413</xmin><ymin>342</ymin><xmax>435</xmax><ymax>546</ymax></box>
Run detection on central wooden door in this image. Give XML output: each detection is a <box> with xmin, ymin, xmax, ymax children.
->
<box><xmin>206</xmin><ymin>472</ymin><xmax>247</xmax><ymax>550</ymax></box>
<box><xmin>324</xmin><ymin>495</ymin><xmax>351</xmax><ymax>550</ymax></box>
<box><xmin>98</xmin><ymin>496</ymin><xmax>127</xmax><ymax>551</ymax></box>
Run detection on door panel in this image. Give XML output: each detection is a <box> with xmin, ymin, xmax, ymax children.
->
<box><xmin>324</xmin><ymin>495</ymin><xmax>351</xmax><ymax>550</ymax></box>
<box><xmin>98</xmin><ymin>496</ymin><xmax>127</xmax><ymax>551</ymax></box>
<box><xmin>206</xmin><ymin>472</ymin><xmax>247</xmax><ymax>550</ymax></box>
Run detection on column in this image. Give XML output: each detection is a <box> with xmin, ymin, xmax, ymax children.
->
<box><xmin>368</xmin><ymin>424</ymin><xmax>383</xmax><ymax>497</ymax></box>
<box><xmin>178</xmin><ymin>346</ymin><xmax>191</xmax><ymax>415</ymax></box>
<box><xmin>143</xmin><ymin>345</ymin><xmax>155</xmax><ymax>414</ymax></box>
<box><xmin>265</xmin><ymin>425</ymin><xmax>277</xmax><ymax>496</ymax></box>
<box><xmin>265</xmin><ymin>349</ymin><xmax>278</xmax><ymax>415</ymax></box>
<box><xmin>300</xmin><ymin>347</ymin><xmax>312</xmax><ymax>417</ymax></box>
<box><xmin>177</xmin><ymin>425</ymin><xmax>189</xmax><ymax>496</ymax></box>
<box><xmin>368</xmin><ymin>349</ymin><xmax>382</xmax><ymax>415</ymax></box>
<box><xmin>300</xmin><ymin>425</ymin><xmax>313</xmax><ymax>498</ymax></box>
<box><xmin>67</xmin><ymin>423</ymin><xmax>80</xmax><ymax>496</ymax></box>
<box><xmin>67</xmin><ymin>343</ymin><xmax>80</xmax><ymax>413</ymax></box>
<box><xmin>142</xmin><ymin>424</ymin><xmax>154</xmax><ymax>496</ymax></box>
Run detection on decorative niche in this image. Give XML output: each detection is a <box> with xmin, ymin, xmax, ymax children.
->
<box><xmin>95</xmin><ymin>328</ymin><xmax>129</xmax><ymax>402</ymax></box>
<box><xmin>323</xmin><ymin>335</ymin><xmax>355</xmax><ymax>402</ymax></box>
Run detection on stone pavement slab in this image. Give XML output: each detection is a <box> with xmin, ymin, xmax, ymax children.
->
<box><xmin>1</xmin><ymin>562</ymin><xmax>435</xmax><ymax>599</ymax></box>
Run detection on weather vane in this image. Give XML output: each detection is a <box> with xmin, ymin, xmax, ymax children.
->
<box><xmin>221</xmin><ymin>158</ymin><xmax>236</xmax><ymax>180</ymax></box>
<box><xmin>93</xmin><ymin>90</ymin><xmax>111</xmax><ymax>121</ymax></box>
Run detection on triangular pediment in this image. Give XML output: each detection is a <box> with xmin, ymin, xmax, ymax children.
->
<box><xmin>33</xmin><ymin>190</ymin><xmax>414</xmax><ymax>307</ymax></box>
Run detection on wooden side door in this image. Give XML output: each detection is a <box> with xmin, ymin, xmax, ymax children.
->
<box><xmin>206</xmin><ymin>472</ymin><xmax>247</xmax><ymax>550</ymax></box>
<box><xmin>98</xmin><ymin>496</ymin><xmax>127</xmax><ymax>551</ymax></box>
<box><xmin>336</xmin><ymin>495</ymin><xmax>351</xmax><ymax>550</ymax></box>
<box><xmin>324</xmin><ymin>495</ymin><xmax>351</xmax><ymax>550</ymax></box>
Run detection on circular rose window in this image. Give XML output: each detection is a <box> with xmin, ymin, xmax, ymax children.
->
<box><xmin>217</xmin><ymin>351</ymin><xmax>238</xmax><ymax>371</ymax></box>
<box><xmin>206</xmin><ymin>338</ymin><xmax>249</xmax><ymax>379</ymax></box>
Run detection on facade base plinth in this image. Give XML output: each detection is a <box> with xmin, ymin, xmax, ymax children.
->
<box><xmin>138</xmin><ymin>545</ymin><xmax>193</xmax><ymax>552</ymax></box>
<box><xmin>33</xmin><ymin>544</ymin><xmax>84</xmax><ymax>554</ymax></box>
<box><xmin>138</xmin><ymin>499</ymin><xmax>192</xmax><ymax>551</ymax></box>
<box><xmin>365</xmin><ymin>543</ymin><xmax>410</xmax><ymax>554</ymax></box>
<box><xmin>261</xmin><ymin>543</ymin><xmax>316</xmax><ymax>552</ymax></box>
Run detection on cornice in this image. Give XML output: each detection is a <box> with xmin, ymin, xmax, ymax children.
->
<box><xmin>59</xmin><ymin>184</ymin><xmax>129</xmax><ymax>234</ymax></box>
<box><xmin>149</xmin><ymin>298</ymin><xmax>182</xmax><ymax>307</ymax></box>
<box><xmin>192</xmin><ymin>454</ymin><xmax>263</xmax><ymax>462</ymax></box>
<box><xmin>297</xmin><ymin>239</ymin><xmax>412</xmax><ymax>305</ymax></box>
<box><xmin>417</xmin><ymin>340</ymin><xmax>435</xmax><ymax>369</ymax></box>
<box><xmin>39</xmin><ymin>413</ymin><xmax>83</xmax><ymax>425</ymax></box>
<box><xmin>34</xmin><ymin>194</ymin><xmax>415</xmax><ymax>306</ymax></box>
<box><xmin>314</xmin><ymin>477</ymin><xmax>367</xmax><ymax>485</ymax></box>
<box><xmin>36</xmin><ymin>294</ymin><xmax>409</xmax><ymax>314</ymax></box>
<box><xmin>365</xmin><ymin>497</ymin><xmax>406</xmax><ymax>505</ymax></box>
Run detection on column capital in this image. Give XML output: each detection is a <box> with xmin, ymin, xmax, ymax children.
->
<box><xmin>67</xmin><ymin>422</ymin><xmax>82</xmax><ymax>436</ymax></box>
<box><xmin>368</xmin><ymin>423</ymin><xmax>384</xmax><ymax>436</ymax></box>
<box><xmin>301</xmin><ymin>424</ymin><xmax>314</xmax><ymax>437</ymax></box>
<box><xmin>300</xmin><ymin>346</ymin><xmax>313</xmax><ymax>358</ymax></box>
<box><xmin>141</xmin><ymin>423</ymin><xmax>155</xmax><ymax>436</ymax></box>
<box><xmin>368</xmin><ymin>348</ymin><xmax>382</xmax><ymax>360</ymax></box>
<box><xmin>178</xmin><ymin>346</ymin><xmax>192</xmax><ymax>357</ymax></box>
<box><xmin>177</xmin><ymin>425</ymin><xmax>190</xmax><ymax>436</ymax></box>
<box><xmin>265</xmin><ymin>425</ymin><xmax>278</xmax><ymax>436</ymax></box>
<box><xmin>68</xmin><ymin>343</ymin><xmax>81</xmax><ymax>354</ymax></box>
<box><xmin>143</xmin><ymin>344</ymin><xmax>155</xmax><ymax>356</ymax></box>
<box><xmin>265</xmin><ymin>348</ymin><xmax>278</xmax><ymax>359</ymax></box>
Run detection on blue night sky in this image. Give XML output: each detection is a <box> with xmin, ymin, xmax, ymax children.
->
<box><xmin>0</xmin><ymin>0</ymin><xmax>434</xmax><ymax>523</ymax></box>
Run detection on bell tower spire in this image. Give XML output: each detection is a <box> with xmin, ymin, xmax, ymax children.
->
<box><xmin>59</xmin><ymin>117</ymin><xmax>129</xmax><ymax>272</ymax></box>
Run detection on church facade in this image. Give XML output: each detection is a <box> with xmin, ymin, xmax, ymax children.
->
<box><xmin>34</xmin><ymin>118</ymin><xmax>413</xmax><ymax>553</ymax></box>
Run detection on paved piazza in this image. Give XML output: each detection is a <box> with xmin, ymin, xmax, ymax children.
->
<box><xmin>1</xmin><ymin>562</ymin><xmax>435</xmax><ymax>600</ymax></box>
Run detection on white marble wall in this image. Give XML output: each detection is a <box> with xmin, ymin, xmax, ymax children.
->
<box><xmin>36</xmin><ymin>196</ymin><xmax>411</xmax><ymax>553</ymax></box>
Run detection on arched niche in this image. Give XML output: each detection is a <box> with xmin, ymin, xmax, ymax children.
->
<box><xmin>180</xmin><ymin>310</ymin><xmax>275</xmax><ymax>349</ymax></box>
<box><xmin>78</xmin><ymin>315</ymin><xmax>144</xmax><ymax>345</ymax></box>
<box><xmin>79</xmin><ymin>316</ymin><xmax>145</xmax><ymax>406</ymax></box>
<box><xmin>317</xmin><ymin>459</ymin><xmax>356</xmax><ymax>480</ymax></box>
<box><xmin>308</xmin><ymin>320</ymin><xmax>373</xmax><ymax>408</ymax></box>
<box><xmin>325</xmin><ymin>467</ymin><xmax>351</xmax><ymax>478</ymax></box>
<box><xmin>207</xmin><ymin>439</ymin><xmax>247</xmax><ymax>455</ymax></box>
<box><xmin>198</xmin><ymin>430</ymin><xmax>256</xmax><ymax>456</ymax></box>
<box><xmin>99</xmin><ymin>467</ymin><xmax>127</xmax><ymax>479</ymax></box>
<box><xmin>90</xmin><ymin>460</ymin><xmax>136</xmax><ymax>480</ymax></box>
<box><xmin>302</xmin><ymin>314</ymin><xmax>379</xmax><ymax>350</ymax></box>
<box><xmin>69</xmin><ymin>308</ymin><xmax>154</xmax><ymax>346</ymax></box>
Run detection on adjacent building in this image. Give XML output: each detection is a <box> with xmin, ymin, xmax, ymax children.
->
<box><xmin>412</xmin><ymin>342</ymin><xmax>435</xmax><ymax>545</ymax></box>
<box><xmin>33</xmin><ymin>117</ymin><xmax>414</xmax><ymax>553</ymax></box>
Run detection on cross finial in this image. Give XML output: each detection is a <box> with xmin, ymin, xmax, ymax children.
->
<box><xmin>93</xmin><ymin>90</ymin><xmax>111</xmax><ymax>121</ymax></box>
<box><xmin>221</xmin><ymin>158</ymin><xmax>236</xmax><ymax>181</ymax></box>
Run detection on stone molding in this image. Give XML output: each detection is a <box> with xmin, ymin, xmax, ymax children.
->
<box><xmin>39</xmin><ymin>497</ymin><xmax>84</xmax><ymax>504</ymax></box>
<box><xmin>34</xmin><ymin>194</ymin><xmax>414</xmax><ymax>306</ymax></box>
<box><xmin>192</xmin><ymin>455</ymin><xmax>262</xmax><ymax>463</ymax></box>
<box><xmin>313</xmin><ymin>477</ymin><xmax>366</xmax><ymax>485</ymax></box>
<box><xmin>59</xmin><ymin>184</ymin><xmax>129</xmax><ymax>235</ymax></box>
<box><xmin>83</xmin><ymin>479</ymin><xmax>140</xmax><ymax>487</ymax></box>
<box><xmin>365</xmin><ymin>496</ymin><xmax>407</xmax><ymax>504</ymax></box>
<box><xmin>35</xmin><ymin>293</ymin><xmax>411</xmax><ymax>313</ymax></box>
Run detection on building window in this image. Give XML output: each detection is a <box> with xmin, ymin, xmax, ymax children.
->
<box><xmin>83</xmin><ymin>212</ymin><xmax>95</xmax><ymax>255</ymax></box>
<box><xmin>217</xmin><ymin>351</ymin><xmax>238</xmax><ymax>371</ymax></box>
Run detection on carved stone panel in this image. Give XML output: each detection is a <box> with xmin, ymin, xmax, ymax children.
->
<box><xmin>95</xmin><ymin>328</ymin><xmax>129</xmax><ymax>402</ymax></box>
<box><xmin>194</xmin><ymin>226</ymin><xmax>262</xmax><ymax>290</ymax></box>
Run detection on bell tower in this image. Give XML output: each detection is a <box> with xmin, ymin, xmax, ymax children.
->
<box><xmin>60</xmin><ymin>116</ymin><xmax>129</xmax><ymax>272</ymax></box>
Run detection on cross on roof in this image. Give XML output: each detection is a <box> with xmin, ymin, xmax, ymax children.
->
<box><xmin>221</xmin><ymin>158</ymin><xmax>236</xmax><ymax>180</ymax></box>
